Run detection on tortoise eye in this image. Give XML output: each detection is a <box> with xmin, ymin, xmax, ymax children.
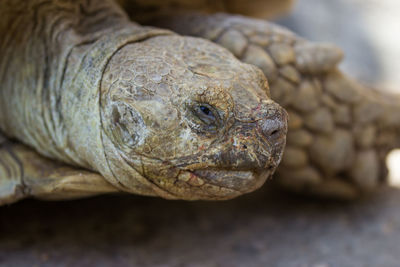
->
<box><xmin>193</xmin><ymin>104</ymin><xmax>218</xmax><ymax>125</ymax></box>
<box><xmin>200</xmin><ymin>106</ymin><xmax>211</xmax><ymax>116</ymax></box>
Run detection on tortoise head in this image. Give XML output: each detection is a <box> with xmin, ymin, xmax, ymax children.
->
<box><xmin>100</xmin><ymin>35</ymin><xmax>287</xmax><ymax>200</ymax></box>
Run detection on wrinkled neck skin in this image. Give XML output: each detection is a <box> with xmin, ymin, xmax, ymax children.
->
<box><xmin>0</xmin><ymin>0</ymin><xmax>135</xmax><ymax>163</ymax></box>
<box><xmin>0</xmin><ymin>0</ymin><xmax>171</xmax><ymax>195</ymax></box>
<box><xmin>0</xmin><ymin>0</ymin><xmax>288</xmax><ymax>200</ymax></box>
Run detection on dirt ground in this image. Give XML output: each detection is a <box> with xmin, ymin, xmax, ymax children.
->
<box><xmin>1</xmin><ymin>185</ymin><xmax>400</xmax><ymax>267</ymax></box>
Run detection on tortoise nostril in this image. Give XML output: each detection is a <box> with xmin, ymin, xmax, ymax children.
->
<box><xmin>270</xmin><ymin>129</ymin><xmax>279</xmax><ymax>137</ymax></box>
<box><xmin>262</xmin><ymin>121</ymin><xmax>283</xmax><ymax>142</ymax></box>
<box><xmin>258</xmin><ymin>110</ymin><xmax>287</xmax><ymax>144</ymax></box>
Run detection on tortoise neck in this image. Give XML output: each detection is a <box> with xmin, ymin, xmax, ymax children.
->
<box><xmin>0</xmin><ymin>0</ymin><xmax>170</xmax><ymax>170</ymax></box>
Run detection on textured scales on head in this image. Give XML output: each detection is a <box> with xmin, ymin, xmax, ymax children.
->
<box><xmin>100</xmin><ymin>35</ymin><xmax>287</xmax><ymax>199</ymax></box>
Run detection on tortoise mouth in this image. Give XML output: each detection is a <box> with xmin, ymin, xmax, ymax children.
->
<box><xmin>178</xmin><ymin>167</ymin><xmax>274</xmax><ymax>194</ymax></box>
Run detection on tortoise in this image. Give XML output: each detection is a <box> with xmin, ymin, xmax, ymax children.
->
<box><xmin>0</xmin><ymin>0</ymin><xmax>399</xmax><ymax>205</ymax></box>
<box><xmin>0</xmin><ymin>0</ymin><xmax>289</xmax><ymax>205</ymax></box>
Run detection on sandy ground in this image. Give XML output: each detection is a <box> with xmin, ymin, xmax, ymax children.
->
<box><xmin>1</xmin><ymin>185</ymin><xmax>400</xmax><ymax>267</ymax></box>
<box><xmin>1</xmin><ymin>1</ymin><xmax>400</xmax><ymax>266</ymax></box>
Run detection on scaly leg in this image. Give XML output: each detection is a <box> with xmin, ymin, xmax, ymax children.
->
<box><xmin>145</xmin><ymin>13</ymin><xmax>400</xmax><ymax>199</ymax></box>
<box><xmin>0</xmin><ymin>134</ymin><xmax>118</xmax><ymax>205</ymax></box>
<box><xmin>0</xmin><ymin>134</ymin><xmax>25</xmax><ymax>205</ymax></box>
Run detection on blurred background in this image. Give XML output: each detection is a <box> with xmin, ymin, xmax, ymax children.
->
<box><xmin>1</xmin><ymin>1</ymin><xmax>400</xmax><ymax>266</ymax></box>
<box><xmin>278</xmin><ymin>0</ymin><xmax>400</xmax><ymax>188</ymax></box>
<box><xmin>279</xmin><ymin>0</ymin><xmax>400</xmax><ymax>93</ymax></box>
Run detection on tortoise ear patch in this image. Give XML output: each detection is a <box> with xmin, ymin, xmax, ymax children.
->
<box><xmin>104</xmin><ymin>102</ymin><xmax>146</xmax><ymax>152</ymax></box>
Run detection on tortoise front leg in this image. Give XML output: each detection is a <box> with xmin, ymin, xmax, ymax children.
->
<box><xmin>0</xmin><ymin>134</ymin><xmax>25</xmax><ymax>205</ymax></box>
<box><xmin>146</xmin><ymin>13</ymin><xmax>400</xmax><ymax>199</ymax></box>
<box><xmin>0</xmin><ymin>136</ymin><xmax>118</xmax><ymax>205</ymax></box>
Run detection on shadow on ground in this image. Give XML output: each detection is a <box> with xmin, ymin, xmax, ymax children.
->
<box><xmin>1</xmin><ymin>183</ymin><xmax>400</xmax><ymax>267</ymax></box>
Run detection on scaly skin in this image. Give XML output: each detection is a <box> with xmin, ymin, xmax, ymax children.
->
<box><xmin>0</xmin><ymin>1</ymin><xmax>287</xmax><ymax>204</ymax></box>
<box><xmin>144</xmin><ymin>13</ymin><xmax>400</xmax><ymax>199</ymax></box>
